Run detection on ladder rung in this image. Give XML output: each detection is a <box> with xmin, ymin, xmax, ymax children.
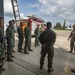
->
<box><xmin>15</xmin><ymin>10</ymin><xmax>19</xmax><ymax>12</ymax></box>
<box><xmin>16</xmin><ymin>15</ymin><xmax>20</xmax><ymax>17</ymax></box>
<box><xmin>14</xmin><ymin>5</ymin><xmax>18</xmax><ymax>7</ymax></box>
<box><xmin>11</xmin><ymin>0</ymin><xmax>21</xmax><ymax>21</ymax></box>
<box><xmin>13</xmin><ymin>0</ymin><xmax>17</xmax><ymax>3</ymax></box>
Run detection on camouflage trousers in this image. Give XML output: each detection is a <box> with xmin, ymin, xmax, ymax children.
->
<box><xmin>7</xmin><ymin>45</ymin><xmax>14</xmax><ymax>59</ymax></box>
<box><xmin>35</xmin><ymin>37</ymin><xmax>39</xmax><ymax>46</ymax></box>
<box><xmin>40</xmin><ymin>45</ymin><xmax>54</xmax><ymax>69</ymax></box>
<box><xmin>70</xmin><ymin>41</ymin><xmax>75</xmax><ymax>52</ymax></box>
<box><xmin>18</xmin><ymin>37</ymin><xmax>23</xmax><ymax>50</ymax></box>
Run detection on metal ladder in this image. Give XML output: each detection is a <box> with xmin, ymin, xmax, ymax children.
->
<box><xmin>11</xmin><ymin>0</ymin><xmax>21</xmax><ymax>27</ymax></box>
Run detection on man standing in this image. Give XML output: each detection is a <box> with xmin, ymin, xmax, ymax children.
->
<box><xmin>6</xmin><ymin>20</ymin><xmax>15</xmax><ymax>61</ymax></box>
<box><xmin>17</xmin><ymin>22</ymin><xmax>23</xmax><ymax>52</ymax></box>
<box><xmin>24</xmin><ymin>22</ymin><xmax>33</xmax><ymax>54</ymax></box>
<box><xmin>11</xmin><ymin>20</ymin><xmax>15</xmax><ymax>53</ymax></box>
<box><xmin>0</xmin><ymin>16</ymin><xmax>6</xmax><ymax>50</ymax></box>
<box><xmin>34</xmin><ymin>24</ymin><xmax>40</xmax><ymax>47</ymax></box>
<box><xmin>0</xmin><ymin>16</ymin><xmax>6</xmax><ymax>75</ymax></box>
<box><xmin>39</xmin><ymin>22</ymin><xmax>56</xmax><ymax>73</ymax></box>
<box><xmin>68</xmin><ymin>25</ymin><xmax>75</xmax><ymax>54</ymax></box>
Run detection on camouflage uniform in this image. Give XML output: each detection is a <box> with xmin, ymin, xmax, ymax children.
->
<box><xmin>39</xmin><ymin>22</ymin><xmax>56</xmax><ymax>72</ymax></box>
<box><xmin>24</xmin><ymin>26</ymin><xmax>32</xmax><ymax>53</ymax></box>
<box><xmin>40</xmin><ymin>29</ymin><xmax>56</xmax><ymax>69</ymax></box>
<box><xmin>0</xmin><ymin>27</ymin><xmax>6</xmax><ymax>50</ymax></box>
<box><xmin>34</xmin><ymin>27</ymin><xmax>40</xmax><ymax>47</ymax></box>
<box><xmin>0</xmin><ymin>28</ymin><xmax>4</xmax><ymax>75</ymax></box>
<box><xmin>6</xmin><ymin>25</ymin><xmax>15</xmax><ymax>60</ymax></box>
<box><xmin>0</xmin><ymin>17</ymin><xmax>6</xmax><ymax>74</ymax></box>
<box><xmin>17</xmin><ymin>26</ymin><xmax>23</xmax><ymax>51</ymax></box>
<box><xmin>40</xmin><ymin>45</ymin><xmax>54</xmax><ymax>69</ymax></box>
<box><xmin>69</xmin><ymin>30</ymin><xmax>75</xmax><ymax>52</ymax></box>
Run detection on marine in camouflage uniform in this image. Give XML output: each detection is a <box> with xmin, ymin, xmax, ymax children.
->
<box><xmin>34</xmin><ymin>24</ymin><xmax>40</xmax><ymax>47</ymax></box>
<box><xmin>11</xmin><ymin>20</ymin><xmax>15</xmax><ymax>53</ymax></box>
<box><xmin>17</xmin><ymin>22</ymin><xmax>23</xmax><ymax>52</ymax></box>
<box><xmin>0</xmin><ymin>16</ymin><xmax>6</xmax><ymax>75</ymax></box>
<box><xmin>68</xmin><ymin>25</ymin><xmax>75</xmax><ymax>54</ymax></box>
<box><xmin>6</xmin><ymin>21</ymin><xmax>15</xmax><ymax>61</ymax></box>
<box><xmin>24</xmin><ymin>22</ymin><xmax>33</xmax><ymax>54</ymax></box>
<box><xmin>39</xmin><ymin>22</ymin><xmax>56</xmax><ymax>73</ymax></box>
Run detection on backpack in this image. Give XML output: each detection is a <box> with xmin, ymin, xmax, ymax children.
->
<box><xmin>39</xmin><ymin>29</ymin><xmax>56</xmax><ymax>45</ymax></box>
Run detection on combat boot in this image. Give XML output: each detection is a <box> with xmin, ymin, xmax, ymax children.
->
<box><xmin>7</xmin><ymin>58</ymin><xmax>13</xmax><ymax>62</ymax></box>
<box><xmin>68</xmin><ymin>51</ymin><xmax>72</xmax><ymax>53</ymax></box>
<box><xmin>71</xmin><ymin>69</ymin><xmax>75</xmax><ymax>73</ymax></box>
<box><xmin>47</xmin><ymin>67</ymin><xmax>54</xmax><ymax>73</ymax></box>
<box><xmin>29</xmin><ymin>49</ymin><xmax>33</xmax><ymax>51</ymax></box>
<box><xmin>18</xmin><ymin>50</ymin><xmax>22</xmax><ymax>53</ymax></box>
<box><xmin>24</xmin><ymin>52</ymin><xmax>29</xmax><ymax>54</ymax></box>
<box><xmin>40</xmin><ymin>65</ymin><xmax>43</xmax><ymax>69</ymax></box>
<box><xmin>11</xmin><ymin>55</ymin><xmax>15</xmax><ymax>57</ymax></box>
<box><xmin>37</xmin><ymin>44</ymin><xmax>40</xmax><ymax>46</ymax></box>
<box><xmin>7</xmin><ymin>59</ymin><xmax>13</xmax><ymax>62</ymax></box>
<box><xmin>13</xmin><ymin>50</ymin><xmax>15</xmax><ymax>52</ymax></box>
<box><xmin>2</xmin><ymin>68</ymin><xmax>5</xmax><ymax>71</ymax></box>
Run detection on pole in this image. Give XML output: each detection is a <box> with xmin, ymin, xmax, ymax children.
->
<box><xmin>0</xmin><ymin>0</ymin><xmax>4</xmax><ymax>18</ymax></box>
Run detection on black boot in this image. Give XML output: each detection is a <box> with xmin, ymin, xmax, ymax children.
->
<box><xmin>24</xmin><ymin>52</ymin><xmax>29</xmax><ymax>54</ymax></box>
<box><xmin>7</xmin><ymin>58</ymin><xmax>13</xmax><ymax>62</ymax></box>
<box><xmin>2</xmin><ymin>68</ymin><xmax>6</xmax><ymax>71</ymax></box>
<box><xmin>29</xmin><ymin>49</ymin><xmax>33</xmax><ymax>51</ymax></box>
<box><xmin>71</xmin><ymin>69</ymin><xmax>75</xmax><ymax>73</ymax></box>
<box><xmin>68</xmin><ymin>51</ymin><xmax>72</xmax><ymax>53</ymax></box>
<box><xmin>40</xmin><ymin>65</ymin><xmax>43</xmax><ymax>69</ymax></box>
<box><xmin>47</xmin><ymin>67</ymin><xmax>54</xmax><ymax>73</ymax></box>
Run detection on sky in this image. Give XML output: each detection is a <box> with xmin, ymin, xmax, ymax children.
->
<box><xmin>4</xmin><ymin>0</ymin><xmax>75</xmax><ymax>26</ymax></box>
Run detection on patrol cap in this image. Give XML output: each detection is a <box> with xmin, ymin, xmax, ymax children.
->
<box><xmin>47</xmin><ymin>22</ymin><xmax>52</xmax><ymax>28</ymax></box>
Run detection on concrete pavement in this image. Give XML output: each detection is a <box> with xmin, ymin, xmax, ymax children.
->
<box><xmin>2</xmin><ymin>39</ymin><xmax>75</xmax><ymax>75</ymax></box>
<box><xmin>2</xmin><ymin>31</ymin><xmax>75</xmax><ymax>75</ymax></box>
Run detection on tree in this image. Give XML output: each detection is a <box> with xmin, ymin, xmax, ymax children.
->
<box><xmin>63</xmin><ymin>20</ymin><xmax>66</xmax><ymax>28</ymax></box>
<box><xmin>54</xmin><ymin>22</ymin><xmax>58</xmax><ymax>28</ymax></box>
<box><xmin>59</xmin><ymin>22</ymin><xmax>61</xmax><ymax>28</ymax></box>
<box><xmin>54</xmin><ymin>22</ymin><xmax>61</xmax><ymax>29</ymax></box>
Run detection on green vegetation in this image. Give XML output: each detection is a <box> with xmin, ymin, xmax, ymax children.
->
<box><xmin>54</xmin><ymin>20</ymin><xmax>67</xmax><ymax>30</ymax></box>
